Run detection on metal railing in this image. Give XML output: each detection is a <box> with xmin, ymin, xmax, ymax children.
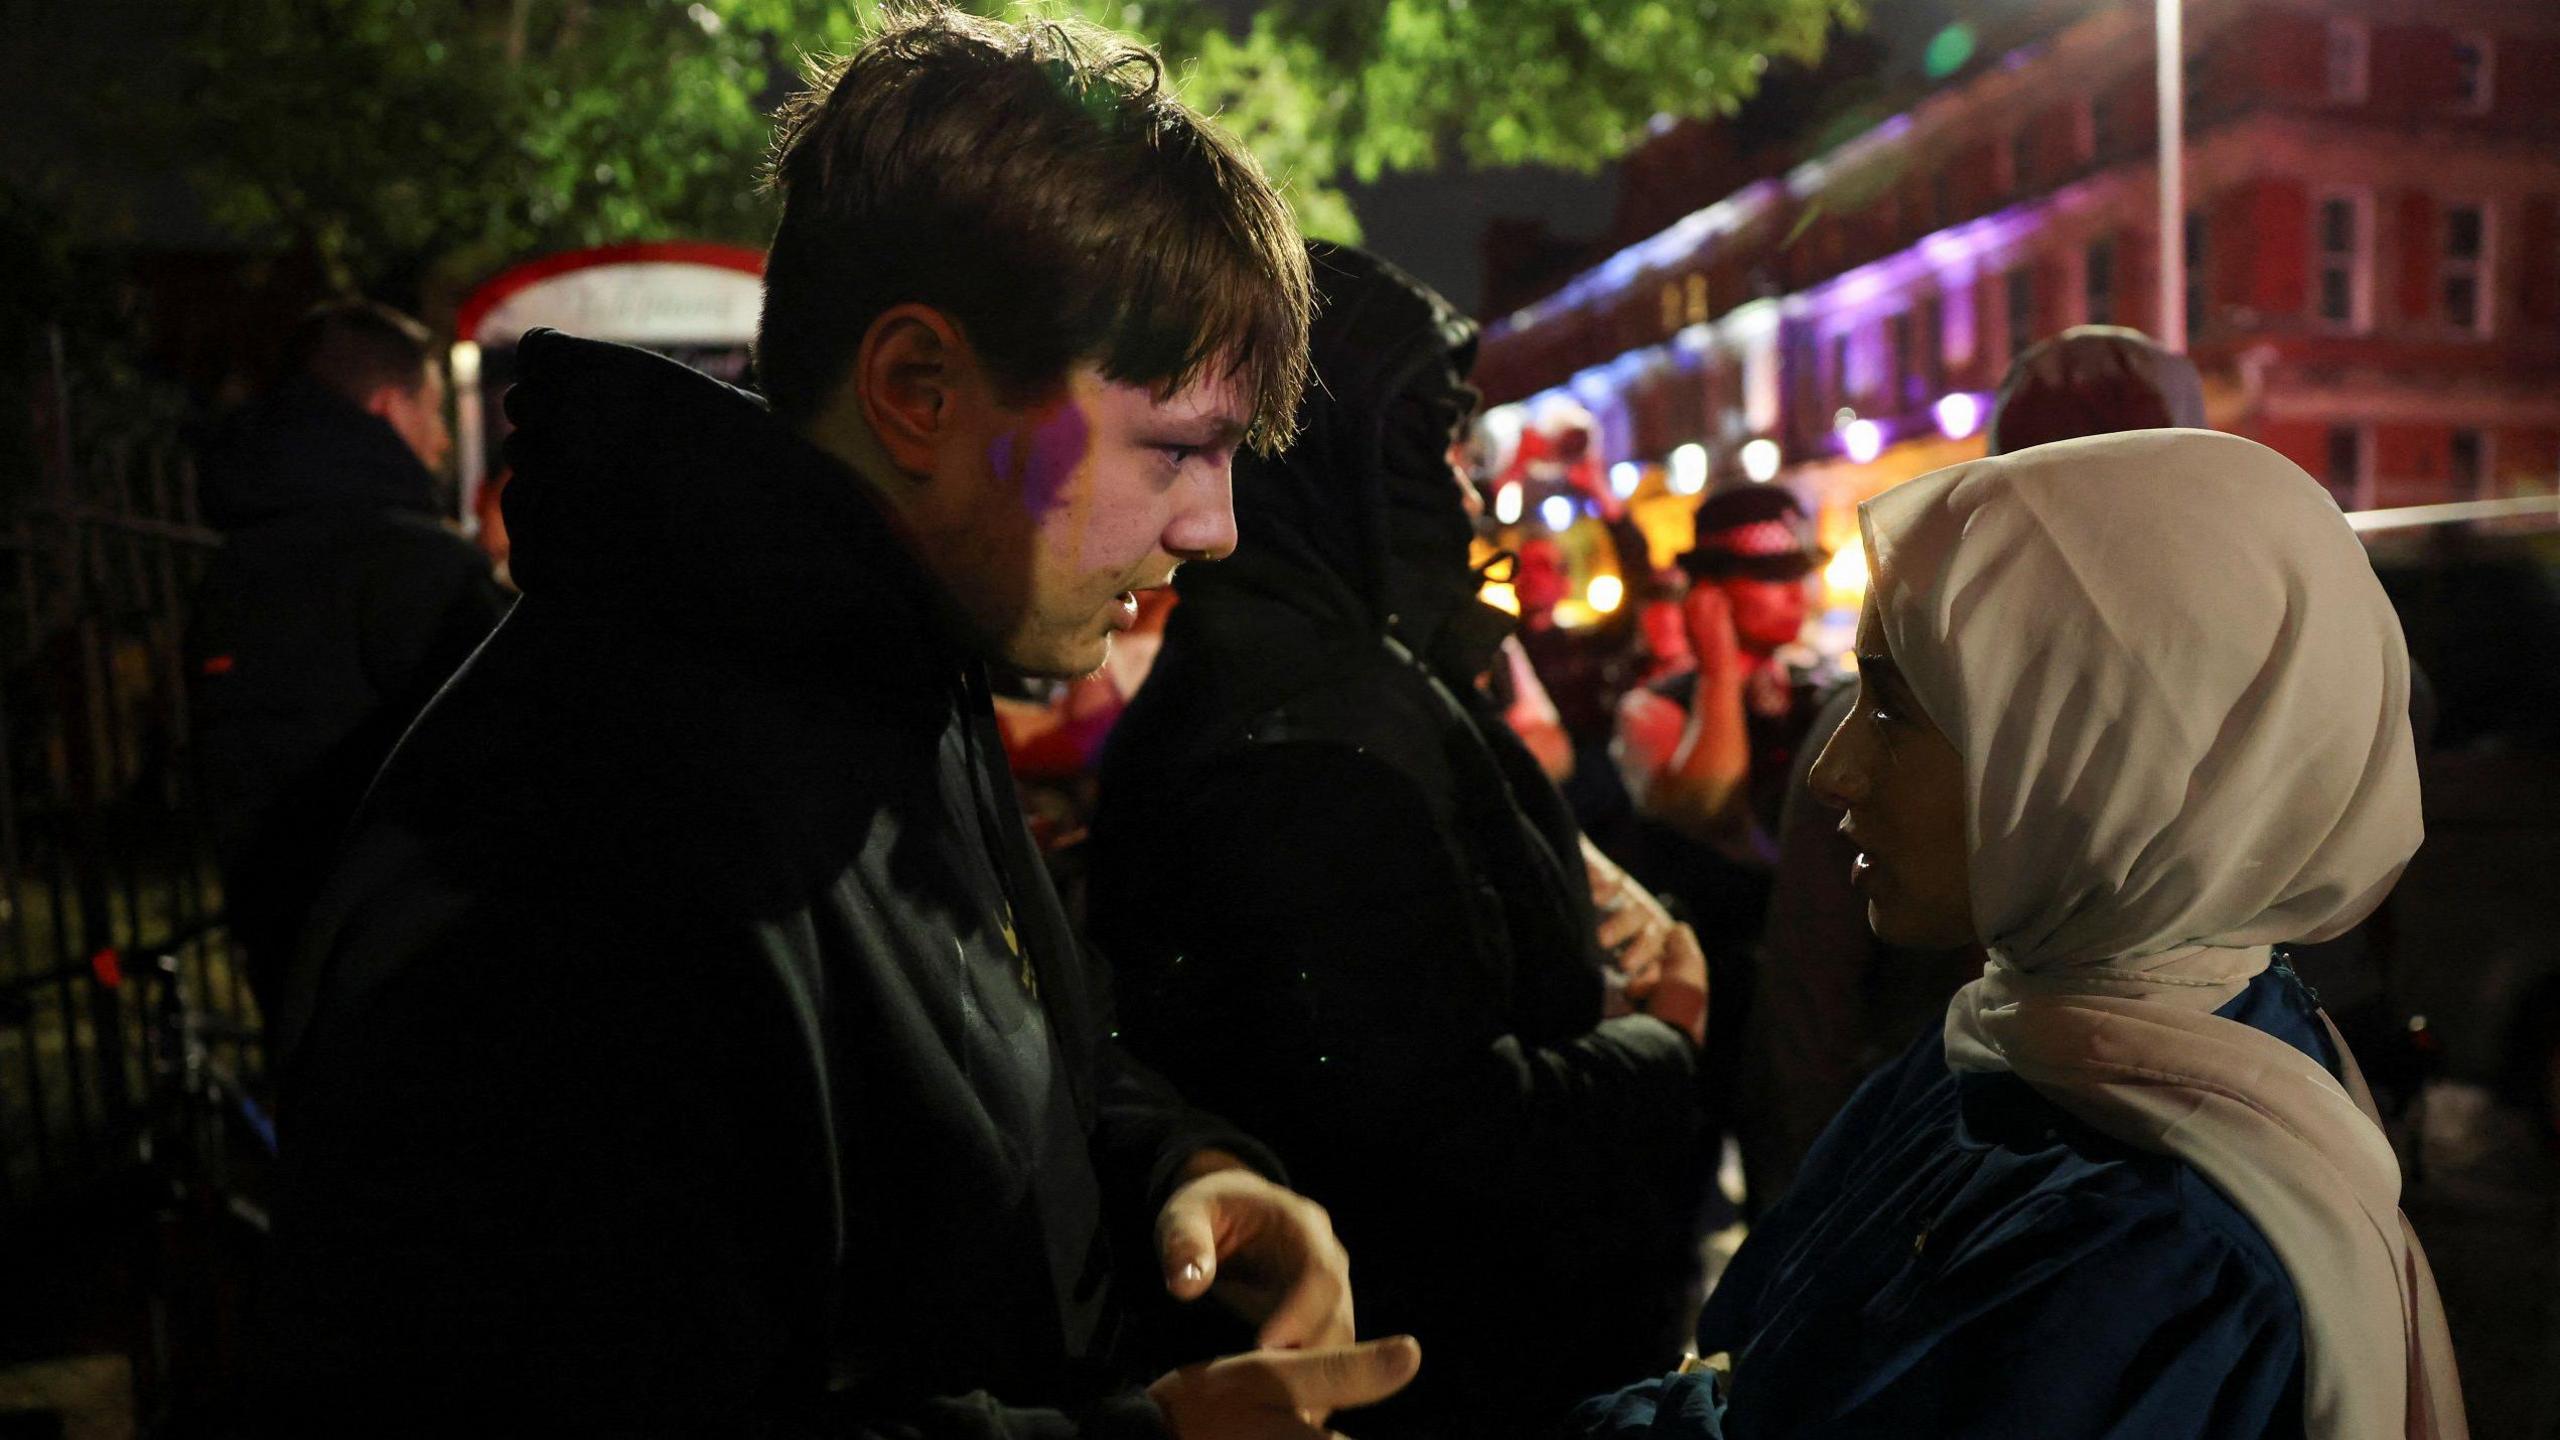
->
<box><xmin>2</xmin><ymin>325</ymin><xmax>264</xmax><ymax>1222</ymax></box>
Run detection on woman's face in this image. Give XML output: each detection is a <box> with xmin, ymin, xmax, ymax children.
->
<box><xmin>1808</xmin><ymin>593</ymin><xmax>1977</xmax><ymax>950</ymax></box>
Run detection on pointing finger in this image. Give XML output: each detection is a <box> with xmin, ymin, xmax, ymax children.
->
<box><xmin>1156</xmin><ymin>1190</ymin><xmax>1218</xmax><ymax>1300</ymax></box>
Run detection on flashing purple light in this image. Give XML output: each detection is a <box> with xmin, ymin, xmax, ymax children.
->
<box><xmin>1935</xmin><ymin>391</ymin><xmax>1984</xmax><ymax>441</ymax></box>
<box><xmin>1842</xmin><ymin>418</ymin><xmax>1885</xmax><ymax>465</ymax></box>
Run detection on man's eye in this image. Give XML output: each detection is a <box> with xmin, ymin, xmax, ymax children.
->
<box><xmin>1156</xmin><ymin>444</ymin><xmax>1201</xmax><ymax>465</ymax></box>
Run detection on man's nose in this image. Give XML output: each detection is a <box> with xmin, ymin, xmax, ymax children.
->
<box><xmin>1164</xmin><ymin>464</ymin><xmax>1239</xmax><ymax>563</ymax></box>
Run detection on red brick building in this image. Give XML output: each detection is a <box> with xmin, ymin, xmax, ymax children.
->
<box><xmin>1472</xmin><ymin>0</ymin><xmax>2560</xmax><ymax>592</ymax></box>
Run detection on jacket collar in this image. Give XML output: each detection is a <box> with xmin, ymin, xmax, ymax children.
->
<box><xmin>500</xmin><ymin>329</ymin><xmax>966</xmax><ymax>720</ymax></box>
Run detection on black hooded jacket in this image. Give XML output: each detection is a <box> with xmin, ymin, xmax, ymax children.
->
<box><xmin>259</xmin><ymin>331</ymin><xmax>1272</xmax><ymax>1436</ymax></box>
<box><xmin>1087</xmin><ymin>248</ymin><xmax>1709</xmax><ymax>1437</ymax></box>
<box><xmin>186</xmin><ymin>376</ymin><xmax>509</xmax><ymax>1007</ymax></box>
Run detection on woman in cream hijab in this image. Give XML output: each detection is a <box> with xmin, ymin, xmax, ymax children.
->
<box><xmin>1574</xmin><ymin>428</ymin><xmax>2464</xmax><ymax>1438</ymax></box>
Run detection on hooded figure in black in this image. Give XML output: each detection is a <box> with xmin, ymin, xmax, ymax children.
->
<box><xmin>1088</xmin><ymin>245</ymin><xmax>1711</xmax><ymax>1437</ymax></box>
<box><xmin>188</xmin><ymin>371</ymin><xmax>509</xmax><ymax>1012</ymax></box>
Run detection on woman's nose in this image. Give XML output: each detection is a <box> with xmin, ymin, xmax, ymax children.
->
<box><xmin>1806</xmin><ymin>717</ymin><xmax>1864</xmax><ymax>811</ymax></box>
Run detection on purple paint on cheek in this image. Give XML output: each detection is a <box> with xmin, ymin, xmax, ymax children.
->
<box><xmin>993</xmin><ymin>394</ymin><xmax>1094</xmax><ymax>519</ymax></box>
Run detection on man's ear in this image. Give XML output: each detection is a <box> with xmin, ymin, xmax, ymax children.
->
<box><xmin>359</xmin><ymin>384</ymin><xmax>406</xmax><ymax>423</ymax></box>
<box><xmin>853</xmin><ymin>303</ymin><xmax>973</xmax><ymax>478</ymax></box>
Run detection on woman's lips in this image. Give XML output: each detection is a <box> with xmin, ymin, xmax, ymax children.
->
<box><xmin>1107</xmin><ymin>590</ymin><xmax>1139</xmax><ymax>631</ymax></box>
<box><xmin>1849</xmin><ymin>851</ymin><xmax>1874</xmax><ymax>892</ymax></box>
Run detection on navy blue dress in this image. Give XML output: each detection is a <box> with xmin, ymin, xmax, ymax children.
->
<box><xmin>1573</xmin><ymin>966</ymin><xmax>2336</xmax><ymax>1439</ymax></box>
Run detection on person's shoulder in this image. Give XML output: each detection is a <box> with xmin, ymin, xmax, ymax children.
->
<box><xmin>351</xmin><ymin>511</ymin><xmax>496</xmax><ymax>573</ymax></box>
<box><xmin>1957</xmin><ymin>1090</ymin><xmax>2296</xmax><ymax>1304</ymax></box>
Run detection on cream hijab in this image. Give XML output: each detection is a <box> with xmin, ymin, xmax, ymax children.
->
<box><xmin>1860</xmin><ymin>429</ymin><xmax>2463</xmax><ymax>1438</ymax></box>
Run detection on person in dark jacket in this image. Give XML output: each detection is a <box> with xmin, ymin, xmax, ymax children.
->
<box><xmin>1086</xmin><ymin>244</ymin><xmax>1713</xmax><ymax>1439</ymax></box>
<box><xmin>259</xmin><ymin>13</ymin><xmax>1413</xmax><ymax>1436</ymax></box>
<box><xmin>187</xmin><ymin>299</ymin><xmax>510</xmax><ymax>1013</ymax></box>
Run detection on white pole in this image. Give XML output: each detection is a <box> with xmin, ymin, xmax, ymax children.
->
<box><xmin>452</xmin><ymin>340</ymin><xmax>484</xmax><ymax>535</ymax></box>
<box><xmin>2157</xmin><ymin>0</ymin><xmax>2186</xmax><ymax>351</ymax></box>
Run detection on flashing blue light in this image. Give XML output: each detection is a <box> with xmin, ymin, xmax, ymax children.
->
<box><xmin>1539</xmin><ymin>495</ymin><xmax>1576</xmax><ymax>532</ymax></box>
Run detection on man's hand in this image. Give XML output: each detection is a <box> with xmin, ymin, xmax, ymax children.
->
<box><xmin>1639</xmin><ymin>924</ymin><xmax>1709</xmax><ymax>1050</ymax></box>
<box><xmin>1159</xmin><ymin>1161</ymin><xmax>1356</xmax><ymax>1350</ymax></box>
<box><xmin>1614</xmin><ymin>689</ymin><xmax>1687</xmax><ymax>792</ymax></box>
<box><xmin>1150</xmin><ymin>1338</ymin><xmax>1423</xmax><ymax>1439</ymax></box>
<box><xmin>1682</xmin><ymin>584</ymin><xmax>1744</xmax><ymax>691</ymax></box>
<box><xmin>1582</xmin><ymin>836</ymin><xmax>1678</xmax><ymax>998</ymax></box>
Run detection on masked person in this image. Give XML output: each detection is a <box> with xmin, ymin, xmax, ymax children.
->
<box><xmin>1738</xmin><ymin>326</ymin><xmax>2213</xmax><ymax>1206</ymax></box>
<box><xmin>1087</xmin><ymin>244</ymin><xmax>1713</xmax><ymax>1439</ymax></box>
<box><xmin>1576</xmin><ymin>429</ymin><xmax>2466</xmax><ymax>1440</ymax></box>
<box><xmin>1612</xmin><ymin>486</ymin><xmax>1833</xmax><ymax>1212</ymax></box>
<box><xmin>258</xmin><ymin>12</ymin><xmax>1419</xmax><ymax>1434</ymax></box>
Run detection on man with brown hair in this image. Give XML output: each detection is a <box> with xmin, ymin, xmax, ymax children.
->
<box><xmin>261</xmin><ymin>10</ymin><xmax>1410</xmax><ymax>1435</ymax></box>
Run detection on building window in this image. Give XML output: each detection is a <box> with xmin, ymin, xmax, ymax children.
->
<box><xmin>2451</xmin><ymin>428</ymin><xmax>2489</xmax><ymax>497</ymax></box>
<box><xmin>2442</xmin><ymin>202</ymin><xmax>2491</xmax><ymax>335</ymax></box>
<box><xmin>2006</xmin><ymin>266</ymin><xmax>2037</xmax><ymax>362</ymax></box>
<box><xmin>1996</xmin><ymin>133</ymin><xmax>2020</xmax><ymax>195</ymax></box>
<box><xmin>1886</xmin><ymin>310</ymin><xmax>1914</xmax><ymax>406</ymax></box>
<box><xmin>2085</xmin><ymin>235</ymin><xmax>2118</xmax><ymax>326</ymax></box>
<box><xmin>1944</xmin><ymin>279</ymin><xmax>1978</xmax><ymax>367</ymax></box>
<box><xmin>2324</xmin><ymin>425</ymin><xmax>2368</xmax><ymax>508</ymax></box>
<box><xmin>2088</xmin><ymin>94</ymin><xmax>2117</xmax><ymax>160</ymax></box>
<box><xmin>2326</xmin><ymin>21</ymin><xmax>2369</xmax><ymax>104</ymax></box>
<box><xmin>1931</xmin><ymin>172</ymin><xmax>1953</xmax><ymax>232</ymax></box>
<box><xmin>2452</xmin><ymin>34</ymin><xmax>2493</xmax><ymax>113</ymax></box>
<box><xmin>1913</xmin><ymin>294</ymin><xmax>1942</xmax><ymax>399</ymax></box>
<box><xmin>2314</xmin><ymin>190</ymin><xmax>2372</xmax><ymax>331</ymax></box>
<box><xmin>1830</xmin><ymin>332</ymin><xmax>1853</xmax><ymax>407</ymax></box>
<box><xmin>2184</xmin><ymin>210</ymin><xmax>2209</xmax><ymax>339</ymax></box>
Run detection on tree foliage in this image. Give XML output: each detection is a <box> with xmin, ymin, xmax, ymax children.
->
<box><xmin>143</xmin><ymin>0</ymin><xmax>1854</xmax><ymax>302</ymax></box>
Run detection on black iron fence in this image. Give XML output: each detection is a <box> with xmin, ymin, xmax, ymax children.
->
<box><xmin>4</xmin><ymin>325</ymin><xmax>267</xmax><ymax>1214</ymax></box>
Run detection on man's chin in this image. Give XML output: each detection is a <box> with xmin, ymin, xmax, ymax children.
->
<box><xmin>1003</xmin><ymin>631</ymin><xmax>1112</xmax><ymax>683</ymax></box>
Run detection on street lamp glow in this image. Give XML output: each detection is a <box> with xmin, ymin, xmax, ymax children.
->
<box><xmin>1934</xmin><ymin>391</ymin><xmax>1982</xmax><ymax>441</ymax></box>
<box><xmin>1494</xmin><ymin>483</ymin><xmax>1524</xmax><ymax>525</ymax></box>
<box><xmin>1609</xmin><ymin>461</ymin><xmax>1642</xmax><ymax>500</ymax></box>
<box><xmin>1740</xmin><ymin>438</ymin><xmax>1783</xmax><ymax>483</ymax></box>
<box><xmin>1824</xmin><ymin>540</ymin><xmax>1869</xmax><ymax>601</ymax></box>
<box><xmin>1539</xmin><ymin>495</ymin><xmax>1576</xmax><ymax>532</ymax></box>
<box><xmin>1669</xmin><ymin>443</ymin><xmax>1709</xmax><ymax>495</ymax></box>
<box><xmin>1842</xmin><ymin>419</ymin><xmax>1885</xmax><ymax>465</ymax></box>
<box><xmin>1586</xmin><ymin>574</ymin><xmax>1625</xmax><ymax>614</ymax></box>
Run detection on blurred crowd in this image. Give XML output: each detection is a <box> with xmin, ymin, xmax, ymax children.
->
<box><xmin>154</xmin><ymin>9</ymin><xmax>2559</xmax><ymax>1438</ymax></box>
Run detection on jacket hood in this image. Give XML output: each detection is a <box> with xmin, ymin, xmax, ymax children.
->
<box><xmin>498</xmin><ymin>329</ymin><xmax>952</xmax><ymax>687</ymax></box>
<box><xmin>198</xmin><ymin>375</ymin><xmax>445</xmax><ymax>531</ymax></box>
<box><xmin>1184</xmin><ymin>243</ymin><xmax>1487</xmax><ymax>652</ymax></box>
